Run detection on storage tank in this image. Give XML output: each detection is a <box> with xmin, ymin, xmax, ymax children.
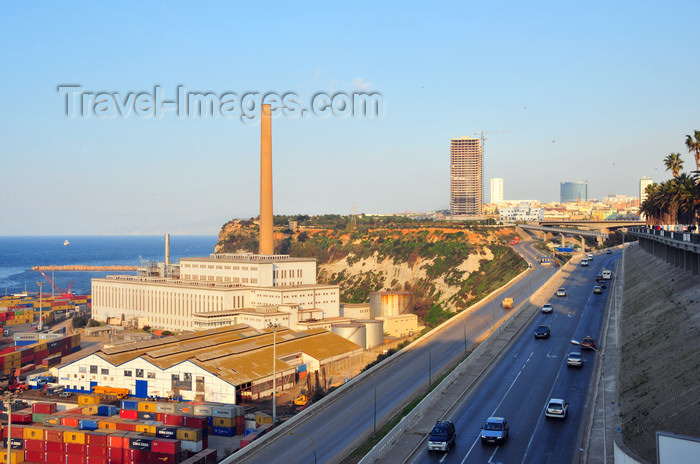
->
<box><xmin>331</xmin><ymin>323</ymin><xmax>366</xmax><ymax>349</ymax></box>
<box><xmin>370</xmin><ymin>291</ymin><xmax>412</xmax><ymax>318</ymax></box>
<box><xmin>352</xmin><ymin>319</ymin><xmax>384</xmax><ymax>349</ymax></box>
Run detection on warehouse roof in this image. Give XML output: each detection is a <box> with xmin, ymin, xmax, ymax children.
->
<box><xmin>93</xmin><ymin>324</ymin><xmax>362</xmax><ymax>386</ymax></box>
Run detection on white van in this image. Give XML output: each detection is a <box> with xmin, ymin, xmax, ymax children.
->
<box><xmin>587</xmin><ymin>253</ymin><xmax>594</xmax><ymax>261</ymax></box>
<box><xmin>602</xmin><ymin>269</ymin><xmax>612</xmax><ymax>280</ymax></box>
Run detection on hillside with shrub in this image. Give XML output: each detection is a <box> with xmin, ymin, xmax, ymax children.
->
<box><xmin>215</xmin><ymin>216</ymin><xmax>527</xmax><ymax>328</ymax></box>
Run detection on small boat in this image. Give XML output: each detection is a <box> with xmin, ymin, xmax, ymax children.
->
<box><xmin>64</xmin><ymin>240</ymin><xmax>70</xmax><ymax>246</ymax></box>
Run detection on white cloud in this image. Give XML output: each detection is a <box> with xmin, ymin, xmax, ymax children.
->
<box><xmin>351</xmin><ymin>77</ymin><xmax>372</xmax><ymax>90</ymax></box>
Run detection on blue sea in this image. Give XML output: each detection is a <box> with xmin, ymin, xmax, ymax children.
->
<box><xmin>0</xmin><ymin>236</ymin><xmax>218</xmax><ymax>296</ymax></box>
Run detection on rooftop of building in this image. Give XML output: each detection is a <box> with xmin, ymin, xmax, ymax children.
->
<box><xmin>181</xmin><ymin>253</ymin><xmax>317</xmax><ymax>264</ymax></box>
<box><xmin>88</xmin><ymin>324</ymin><xmax>362</xmax><ymax>386</ymax></box>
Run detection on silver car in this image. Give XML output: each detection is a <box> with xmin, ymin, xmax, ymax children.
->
<box><xmin>541</xmin><ymin>303</ymin><xmax>553</xmax><ymax>314</ymax></box>
<box><xmin>480</xmin><ymin>417</ymin><xmax>509</xmax><ymax>444</ymax></box>
<box><xmin>567</xmin><ymin>351</ymin><xmax>584</xmax><ymax>367</ymax></box>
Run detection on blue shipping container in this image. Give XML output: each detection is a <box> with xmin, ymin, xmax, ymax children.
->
<box><xmin>97</xmin><ymin>405</ymin><xmax>118</xmax><ymax>416</ymax></box>
<box><xmin>211</xmin><ymin>426</ymin><xmax>235</xmax><ymax>437</ymax></box>
<box><xmin>121</xmin><ymin>400</ymin><xmax>139</xmax><ymax>411</ymax></box>
<box><xmin>79</xmin><ymin>419</ymin><xmax>99</xmax><ymax>430</ymax></box>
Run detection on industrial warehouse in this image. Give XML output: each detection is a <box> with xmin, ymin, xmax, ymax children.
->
<box><xmin>56</xmin><ymin>324</ymin><xmax>364</xmax><ymax>404</ymax></box>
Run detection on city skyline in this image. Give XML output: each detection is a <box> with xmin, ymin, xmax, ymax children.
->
<box><xmin>1</xmin><ymin>2</ymin><xmax>698</xmax><ymax>235</ymax></box>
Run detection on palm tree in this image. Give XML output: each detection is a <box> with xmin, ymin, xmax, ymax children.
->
<box><xmin>664</xmin><ymin>153</ymin><xmax>684</xmax><ymax>178</ymax></box>
<box><xmin>685</xmin><ymin>130</ymin><xmax>700</xmax><ymax>180</ymax></box>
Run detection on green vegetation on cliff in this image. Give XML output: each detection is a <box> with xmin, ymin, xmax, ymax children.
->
<box><xmin>216</xmin><ymin>215</ymin><xmax>525</xmax><ymax>328</ymax></box>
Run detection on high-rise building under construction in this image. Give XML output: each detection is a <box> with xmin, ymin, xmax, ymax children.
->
<box><xmin>450</xmin><ymin>137</ymin><xmax>483</xmax><ymax>215</ymax></box>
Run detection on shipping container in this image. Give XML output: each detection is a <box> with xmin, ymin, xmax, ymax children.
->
<box><xmin>210</xmin><ymin>426</ymin><xmax>235</xmax><ymax>437</ymax></box>
<box><xmin>64</xmin><ymin>431</ymin><xmax>86</xmax><ymax>444</ymax></box>
<box><xmin>151</xmin><ymin>438</ymin><xmax>181</xmax><ymax>455</ymax></box>
<box><xmin>97</xmin><ymin>405</ymin><xmax>117</xmax><ymax>417</ymax></box>
<box><xmin>82</xmin><ymin>404</ymin><xmax>99</xmax><ymax>415</ymax></box>
<box><xmin>162</xmin><ymin>415</ymin><xmax>184</xmax><ymax>427</ymax></box>
<box><xmin>0</xmin><ymin>449</ymin><xmax>25</xmax><ymax>464</ymax></box>
<box><xmin>136</xmin><ymin>411</ymin><xmax>155</xmax><ymax>421</ymax></box>
<box><xmin>212</xmin><ymin>417</ymin><xmax>235</xmax><ymax>428</ymax></box>
<box><xmin>25</xmin><ymin>449</ymin><xmax>45</xmax><ymax>463</ymax></box>
<box><xmin>22</xmin><ymin>426</ymin><xmax>44</xmax><ymax>440</ymax></box>
<box><xmin>183</xmin><ymin>417</ymin><xmax>207</xmax><ymax>430</ymax></box>
<box><xmin>175</xmin><ymin>428</ymin><xmax>202</xmax><ymax>442</ymax></box>
<box><xmin>155</xmin><ymin>426</ymin><xmax>178</xmax><ymax>440</ymax></box>
<box><xmin>154</xmin><ymin>403</ymin><xmax>176</xmax><ymax>414</ymax></box>
<box><xmin>79</xmin><ymin>419</ymin><xmax>100</xmax><ymax>430</ymax></box>
<box><xmin>119</xmin><ymin>410</ymin><xmax>138</xmax><ymax>420</ymax></box>
<box><xmin>46</xmin><ymin>440</ymin><xmax>65</xmax><ymax>453</ymax></box>
<box><xmin>179</xmin><ymin>440</ymin><xmax>203</xmax><ymax>453</ymax></box>
<box><xmin>120</xmin><ymin>400</ymin><xmax>138</xmax><ymax>411</ymax></box>
<box><xmin>136</xmin><ymin>402</ymin><xmax>155</xmax><ymax>413</ymax></box>
<box><xmin>32</xmin><ymin>402</ymin><xmax>57</xmax><ymax>415</ymax></box>
<box><xmin>128</xmin><ymin>436</ymin><xmax>152</xmax><ymax>451</ymax></box>
<box><xmin>44</xmin><ymin>429</ymin><xmax>64</xmax><ymax>443</ymax></box>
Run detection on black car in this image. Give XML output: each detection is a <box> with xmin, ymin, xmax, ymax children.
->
<box><xmin>427</xmin><ymin>420</ymin><xmax>456</xmax><ymax>452</ymax></box>
<box><xmin>534</xmin><ymin>325</ymin><xmax>551</xmax><ymax>338</ymax></box>
<box><xmin>599</xmin><ymin>280</ymin><xmax>607</xmax><ymax>289</ymax></box>
<box><xmin>596</xmin><ymin>274</ymin><xmax>604</xmax><ymax>282</ymax></box>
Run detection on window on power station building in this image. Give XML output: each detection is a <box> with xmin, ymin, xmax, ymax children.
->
<box><xmin>90</xmin><ymin>366</ymin><xmax>98</xmax><ymax>374</ymax></box>
<box><xmin>136</xmin><ymin>369</ymin><xmax>144</xmax><ymax>378</ymax></box>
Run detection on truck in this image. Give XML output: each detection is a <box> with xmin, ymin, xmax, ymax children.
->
<box><xmin>602</xmin><ymin>269</ymin><xmax>612</xmax><ymax>280</ymax></box>
<box><xmin>92</xmin><ymin>386</ymin><xmax>129</xmax><ymax>400</ymax></box>
<box><xmin>502</xmin><ymin>297</ymin><xmax>514</xmax><ymax>309</ymax></box>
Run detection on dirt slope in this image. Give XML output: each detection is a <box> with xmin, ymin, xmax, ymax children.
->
<box><xmin>620</xmin><ymin>246</ymin><xmax>700</xmax><ymax>462</ymax></box>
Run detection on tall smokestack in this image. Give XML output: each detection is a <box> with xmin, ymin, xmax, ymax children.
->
<box><xmin>165</xmin><ymin>233</ymin><xmax>170</xmax><ymax>267</ymax></box>
<box><xmin>259</xmin><ymin>104</ymin><xmax>274</xmax><ymax>255</ymax></box>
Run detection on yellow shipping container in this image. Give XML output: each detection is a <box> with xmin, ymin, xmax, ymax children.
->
<box><xmin>23</xmin><ymin>427</ymin><xmax>44</xmax><ymax>440</ymax></box>
<box><xmin>43</xmin><ymin>417</ymin><xmax>60</xmax><ymax>427</ymax></box>
<box><xmin>82</xmin><ymin>404</ymin><xmax>99</xmax><ymax>415</ymax></box>
<box><xmin>212</xmin><ymin>417</ymin><xmax>235</xmax><ymax>428</ymax></box>
<box><xmin>98</xmin><ymin>420</ymin><xmax>117</xmax><ymax>430</ymax></box>
<box><xmin>255</xmin><ymin>411</ymin><xmax>273</xmax><ymax>426</ymax></box>
<box><xmin>176</xmin><ymin>428</ymin><xmax>203</xmax><ymax>442</ymax></box>
<box><xmin>0</xmin><ymin>449</ymin><xmax>24</xmax><ymax>464</ymax></box>
<box><xmin>63</xmin><ymin>431</ymin><xmax>86</xmax><ymax>444</ymax></box>
<box><xmin>33</xmin><ymin>341</ymin><xmax>48</xmax><ymax>353</ymax></box>
<box><xmin>78</xmin><ymin>394</ymin><xmax>100</xmax><ymax>405</ymax></box>
<box><xmin>137</xmin><ymin>402</ymin><xmax>156</xmax><ymax>413</ymax></box>
<box><xmin>135</xmin><ymin>424</ymin><xmax>156</xmax><ymax>436</ymax></box>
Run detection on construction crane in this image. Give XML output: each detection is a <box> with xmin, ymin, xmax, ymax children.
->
<box><xmin>38</xmin><ymin>270</ymin><xmax>74</xmax><ymax>298</ymax></box>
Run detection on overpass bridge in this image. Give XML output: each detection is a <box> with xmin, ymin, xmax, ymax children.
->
<box><xmin>538</xmin><ymin>220</ymin><xmax>645</xmax><ymax>233</ymax></box>
<box><xmin>519</xmin><ymin>224</ymin><xmax>609</xmax><ymax>247</ymax></box>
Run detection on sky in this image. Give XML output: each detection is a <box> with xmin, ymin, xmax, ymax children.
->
<box><xmin>1</xmin><ymin>1</ymin><xmax>699</xmax><ymax>235</ymax></box>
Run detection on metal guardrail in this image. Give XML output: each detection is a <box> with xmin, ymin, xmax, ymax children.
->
<box><xmin>629</xmin><ymin>227</ymin><xmax>700</xmax><ymax>244</ymax></box>
<box><xmin>520</xmin><ymin>224</ymin><xmax>609</xmax><ymax>238</ymax></box>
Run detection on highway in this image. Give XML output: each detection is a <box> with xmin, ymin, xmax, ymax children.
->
<box><xmin>232</xmin><ymin>241</ymin><xmax>557</xmax><ymax>464</ymax></box>
<box><xmin>407</xmin><ymin>250</ymin><xmax>621</xmax><ymax>464</ymax></box>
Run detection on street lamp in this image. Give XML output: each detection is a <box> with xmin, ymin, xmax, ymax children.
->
<box><xmin>571</xmin><ymin>339</ymin><xmax>607</xmax><ymax>463</ymax></box>
<box><xmin>287</xmin><ymin>432</ymin><xmax>317</xmax><ymax>464</ymax></box>
<box><xmin>268</xmin><ymin>322</ymin><xmax>280</xmax><ymax>424</ymax></box>
<box><xmin>4</xmin><ymin>391</ymin><xmax>17</xmax><ymax>464</ymax></box>
<box><xmin>36</xmin><ymin>281</ymin><xmax>44</xmax><ymax>331</ymax></box>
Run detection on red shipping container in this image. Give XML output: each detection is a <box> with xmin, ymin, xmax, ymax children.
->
<box><xmin>25</xmin><ymin>438</ymin><xmax>46</xmax><ymax>451</ymax></box>
<box><xmin>46</xmin><ymin>440</ymin><xmax>65</xmax><ymax>453</ymax></box>
<box><xmin>183</xmin><ymin>416</ymin><xmax>207</xmax><ymax>429</ymax></box>
<box><xmin>25</xmin><ymin>449</ymin><xmax>46</xmax><ymax>463</ymax></box>
<box><xmin>202</xmin><ymin>437</ymin><xmax>208</xmax><ymax>449</ymax></box>
<box><xmin>11</xmin><ymin>411</ymin><xmax>33</xmax><ymax>424</ymax></box>
<box><xmin>66</xmin><ymin>454</ymin><xmax>88</xmax><ymax>464</ymax></box>
<box><xmin>66</xmin><ymin>442</ymin><xmax>87</xmax><ymax>454</ymax></box>
<box><xmin>162</xmin><ymin>415</ymin><xmax>184</xmax><ymax>427</ymax></box>
<box><xmin>88</xmin><ymin>444</ymin><xmax>108</xmax><ymax>457</ymax></box>
<box><xmin>21</xmin><ymin>353</ymin><xmax>34</xmax><ymax>363</ymax></box>
<box><xmin>46</xmin><ymin>452</ymin><xmax>64</xmax><ymax>464</ymax></box>
<box><xmin>86</xmin><ymin>432</ymin><xmax>108</xmax><ymax>447</ymax></box>
<box><xmin>155</xmin><ymin>413</ymin><xmax>164</xmax><ymax>422</ymax></box>
<box><xmin>115</xmin><ymin>421</ymin><xmax>137</xmax><ymax>432</ymax></box>
<box><xmin>151</xmin><ymin>439</ymin><xmax>181</xmax><ymax>455</ymax></box>
<box><xmin>125</xmin><ymin>449</ymin><xmax>151</xmax><ymax>463</ymax></box>
<box><xmin>62</xmin><ymin>416</ymin><xmax>81</xmax><ymax>427</ymax></box>
<box><xmin>33</xmin><ymin>402</ymin><xmax>58</xmax><ymax>414</ymax></box>
<box><xmin>45</xmin><ymin>429</ymin><xmax>64</xmax><ymax>443</ymax></box>
<box><xmin>9</xmin><ymin>424</ymin><xmax>25</xmax><ymax>438</ymax></box>
<box><xmin>108</xmin><ymin>434</ymin><xmax>126</xmax><ymax>449</ymax></box>
<box><xmin>87</xmin><ymin>456</ymin><xmax>108</xmax><ymax>464</ymax></box>
<box><xmin>119</xmin><ymin>410</ymin><xmax>138</xmax><ymax>420</ymax></box>
<box><xmin>150</xmin><ymin>452</ymin><xmax>180</xmax><ymax>464</ymax></box>
<box><xmin>34</xmin><ymin>349</ymin><xmax>49</xmax><ymax>360</ymax></box>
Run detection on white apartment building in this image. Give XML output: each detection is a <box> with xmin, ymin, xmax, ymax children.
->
<box><xmin>490</xmin><ymin>178</ymin><xmax>504</xmax><ymax>204</ymax></box>
<box><xmin>500</xmin><ymin>202</ymin><xmax>545</xmax><ymax>222</ymax></box>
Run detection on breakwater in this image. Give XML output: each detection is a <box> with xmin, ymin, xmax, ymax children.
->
<box><xmin>30</xmin><ymin>265</ymin><xmax>138</xmax><ymax>271</ymax></box>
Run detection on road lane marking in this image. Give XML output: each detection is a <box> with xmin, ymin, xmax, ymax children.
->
<box><xmin>460</xmin><ymin>369</ymin><xmax>524</xmax><ymax>464</ymax></box>
<box><xmin>439</xmin><ymin>452</ymin><xmax>448</xmax><ymax>463</ymax></box>
<box><xmin>487</xmin><ymin>447</ymin><xmax>499</xmax><ymax>463</ymax></box>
